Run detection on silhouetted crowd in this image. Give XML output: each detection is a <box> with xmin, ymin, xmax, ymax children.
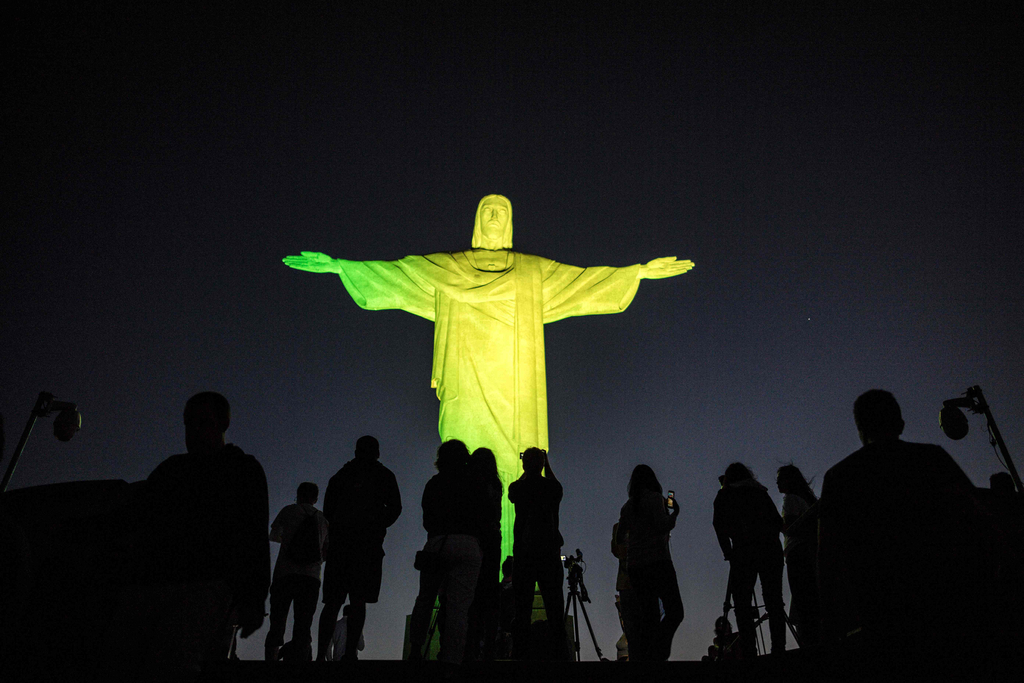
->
<box><xmin>1</xmin><ymin>388</ymin><xmax>1022</xmax><ymax>681</ymax></box>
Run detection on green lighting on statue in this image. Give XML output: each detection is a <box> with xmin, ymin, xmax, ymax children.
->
<box><xmin>283</xmin><ymin>195</ymin><xmax>694</xmax><ymax>563</ymax></box>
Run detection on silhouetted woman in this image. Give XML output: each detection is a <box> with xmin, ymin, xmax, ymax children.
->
<box><xmin>776</xmin><ymin>464</ymin><xmax>820</xmax><ymax>647</ymax></box>
<box><xmin>616</xmin><ymin>464</ymin><xmax>684</xmax><ymax>660</ymax></box>
<box><xmin>713</xmin><ymin>462</ymin><xmax>785</xmax><ymax>656</ymax></box>
<box><xmin>408</xmin><ymin>440</ymin><xmax>489</xmax><ymax>670</ymax></box>
<box><xmin>466</xmin><ymin>448</ymin><xmax>502</xmax><ymax>660</ymax></box>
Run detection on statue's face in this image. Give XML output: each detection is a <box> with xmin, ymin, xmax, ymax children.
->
<box><xmin>479</xmin><ymin>200</ymin><xmax>509</xmax><ymax>242</ymax></box>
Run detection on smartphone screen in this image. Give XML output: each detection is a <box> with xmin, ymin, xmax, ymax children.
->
<box><xmin>667</xmin><ymin>490</ymin><xmax>675</xmax><ymax>507</ymax></box>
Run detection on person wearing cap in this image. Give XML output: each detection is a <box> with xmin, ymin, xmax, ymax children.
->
<box><xmin>315</xmin><ymin>435</ymin><xmax>402</xmax><ymax>661</ymax></box>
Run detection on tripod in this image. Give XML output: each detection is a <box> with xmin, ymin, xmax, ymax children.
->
<box><xmin>563</xmin><ymin>555</ymin><xmax>608</xmax><ymax>661</ymax></box>
<box><xmin>723</xmin><ymin>572</ymin><xmax>801</xmax><ymax>656</ymax></box>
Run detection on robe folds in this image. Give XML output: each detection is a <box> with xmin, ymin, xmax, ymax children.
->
<box><xmin>336</xmin><ymin>250</ymin><xmax>642</xmax><ymax>560</ymax></box>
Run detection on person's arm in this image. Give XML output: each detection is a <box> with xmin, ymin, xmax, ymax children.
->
<box><xmin>269</xmin><ymin>522</ymin><xmax>283</xmax><ymax>543</ymax></box>
<box><xmin>611</xmin><ymin>522</ymin><xmax>622</xmax><ymax>558</ymax></box>
<box><xmin>382</xmin><ymin>470</ymin><xmax>403</xmax><ymax>529</ymax></box>
<box><xmin>542</xmin><ymin>451</ymin><xmax>558</xmax><ymax>482</ymax></box>
<box><xmin>782</xmin><ymin>501</ymin><xmax>819</xmax><ymax>536</ymax></box>
<box><xmin>712</xmin><ymin>496</ymin><xmax>733</xmax><ymax>560</ymax></box>
<box><xmin>644</xmin><ymin>491</ymin><xmax>678</xmax><ymax>533</ymax></box>
<box><xmin>234</xmin><ymin>451</ymin><xmax>271</xmax><ymax>637</ymax></box>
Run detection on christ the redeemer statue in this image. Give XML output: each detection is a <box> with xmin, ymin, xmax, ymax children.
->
<box><xmin>284</xmin><ymin>194</ymin><xmax>694</xmax><ymax>559</ymax></box>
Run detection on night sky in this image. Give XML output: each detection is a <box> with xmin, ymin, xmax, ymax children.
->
<box><xmin>4</xmin><ymin>3</ymin><xmax>1021</xmax><ymax>661</ymax></box>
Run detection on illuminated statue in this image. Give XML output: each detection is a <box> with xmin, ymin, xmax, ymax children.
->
<box><xmin>284</xmin><ymin>195</ymin><xmax>694</xmax><ymax>560</ymax></box>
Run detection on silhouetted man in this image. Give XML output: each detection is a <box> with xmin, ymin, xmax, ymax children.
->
<box><xmin>508</xmin><ymin>447</ymin><xmax>567</xmax><ymax>659</ymax></box>
<box><xmin>316</xmin><ymin>435</ymin><xmax>402</xmax><ymax>661</ymax></box>
<box><xmin>266</xmin><ymin>482</ymin><xmax>329</xmax><ymax>661</ymax></box>
<box><xmin>713</xmin><ymin>462</ymin><xmax>786</xmax><ymax>656</ymax></box>
<box><xmin>818</xmin><ymin>389</ymin><xmax>994</xmax><ymax>654</ymax></box>
<box><xmin>109</xmin><ymin>392</ymin><xmax>270</xmax><ymax>680</ymax></box>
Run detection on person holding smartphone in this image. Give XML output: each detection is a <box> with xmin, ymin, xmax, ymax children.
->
<box><xmin>616</xmin><ymin>465</ymin><xmax>684</xmax><ymax>661</ymax></box>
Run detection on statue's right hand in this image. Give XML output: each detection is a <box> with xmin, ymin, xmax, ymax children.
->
<box><xmin>282</xmin><ymin>251</ymin><xmax>338</xmax><ymax>273</ymax></box>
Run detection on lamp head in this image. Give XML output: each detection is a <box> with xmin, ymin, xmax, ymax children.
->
<box><xmin>53</xmin><ymin>408</ymin><xmax>81</xmax><ymax>442</ymax></box>
<box><xmin>939</xmin><ymin>405</ymin><xmax>969</xmax><ymax>440</ymax></box>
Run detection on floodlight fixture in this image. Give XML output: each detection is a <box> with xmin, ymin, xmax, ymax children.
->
<box><xmin>0</xmin><ymin>392</ymin><xmax>81</xmax><ymax>494</ymax></box>
<box><xmin>939</xmin><ymin>385</ymin><xmax>1020</xmax><ymax>494</ymax></box>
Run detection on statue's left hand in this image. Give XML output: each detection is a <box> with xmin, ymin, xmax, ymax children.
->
<box><xmin>640</xmin><ymin>257</ymin><xmax>695</xmax><ymax>279</ymax></box>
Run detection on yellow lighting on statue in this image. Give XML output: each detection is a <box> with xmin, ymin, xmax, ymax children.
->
<box><xmin>283</xmin><ymin>195</ymin><xmax>694</xmax><ymax>562</ymax></box>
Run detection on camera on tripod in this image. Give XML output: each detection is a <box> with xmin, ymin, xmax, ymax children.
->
<box><xmin>561</xmin><ymin>549</ymin><xmax>583</xmax><ymax>571</ymax></box>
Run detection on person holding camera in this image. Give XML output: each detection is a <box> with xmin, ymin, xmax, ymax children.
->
<box><xmin>616</xmin><ymin>464</ymin><xmax>683</xmax><ymax>661</ymax></box>
<box><xmin>508</xmin><ymin>447</ymin><xmax>568</xmax><ymax>660</ymax></box>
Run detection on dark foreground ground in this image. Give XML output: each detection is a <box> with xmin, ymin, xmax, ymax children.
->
<box><xmin>200</xmin><ymin>643</ymin><xmax>1022</xmax><ymax>683</ymax></box>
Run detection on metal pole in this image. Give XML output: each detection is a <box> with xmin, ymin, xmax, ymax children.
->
<box><xmin>0</xmin><ymin>392</ymin><xmax>52</xmax><ymax>494</ymax></box>
<box><xmin>972</xmin><ymin>386</ymin><xmax>1023</xmax><ymax>494</ymax></box>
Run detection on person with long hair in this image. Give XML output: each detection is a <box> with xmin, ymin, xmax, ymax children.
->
<box><xmin>616</xmin><ymin>464</ymin><xmax>684</xmax><ymax>660</ymax></box>
<box><xmin>776</xmin><ymin>464</ymin><xmax>820</xmax><ymax>647</ymax></box>
<box><xmin>714</xmin><ymin>463</ymin><xmax>786</xmax><ymax>656</ymax></box>
<box><xmin>408</xmin><ymin>440</ymin><xmax>489</xmax><ymax>671</ymax></box>
<box><xmin>466</xmin><ymin>448</ymin><xmax>503</xmax><ymax>660</ymax></box>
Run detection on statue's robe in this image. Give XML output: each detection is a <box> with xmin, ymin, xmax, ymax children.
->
<box><xmin>336</xmin><ymin>250</ymin><xmax>641</xmax><ymax>560</ymax></box>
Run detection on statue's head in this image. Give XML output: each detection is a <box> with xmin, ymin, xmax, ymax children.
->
<box><xmin>472</xmin><ymin>194</ymin><xmax>513</xmax><ymax>250</ymax></box>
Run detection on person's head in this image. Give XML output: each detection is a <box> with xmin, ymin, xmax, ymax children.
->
<box><xmin>776</xmin><ymin>464</ymin><xmax>817</xmax><ymax>504</ymax></box>
<box><xmin>436</xmin><ymin>439</ymin><xmax>470</xmax><ymax>473</ymax></box>
<box><xmin>296</xmin><ymin>482</ymin><xmax>319</xmax><ymax>505</ymax></box>
<box><xmin>990</xmin><ymin>471</ymin><xmax>1015</xmax><ymax>495</ymax></box>
<box><xmin>722</xmin><ymin>462</ymin><xmax>754</xmax><ymax>487</ymax></box>
<box><xmin>715</xmin><ymin>616</ymin><xmax>733</xmax><ymax>636</ymax></box>
<box><xmin>184</xmin><ymin>392</ymin><xmax>230</xmax><ymax>455</ymax></box>
<box><xmin>471</xmin><ymin>447</ymin><xmax>502</xmax><ymax>487</ymax></box>
<box><xmin>853</xmin><ymin>389</ymin><xmax>905</xmax><ymax>445</ymax></box>
<box><xmin>627</xmin><ymin>464</ymin><xmax>662</xmax><ymax>499</ymax></box>
<box><xmin>521</xmin><ymin>447</ymin><xmax>546</xmax><ymax>476</ymax></box>
<box><xmin>355</xmin><ymin>435</ymin><xmax>380</xmax><ymax>460</ymax></box>
<box><xmin>471</xmin><ymin>194</ymin><xmax>513</xmax><ymax>250</ymax></box>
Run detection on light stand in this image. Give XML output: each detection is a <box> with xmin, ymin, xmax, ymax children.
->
<box><xmin>940</xmin><ymin>385</ymin><xmax>1021</xmax><ymax>494</ymax></box>
<box><xmin>0</xmin><ymin>392</ymin><xmax>80</xmax><ymax>494</ymax></box>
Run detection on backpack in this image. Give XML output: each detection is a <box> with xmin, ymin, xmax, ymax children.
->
<box><xmin>286</xmin><ymin>512</ymin><xmax>323</xmax><ymax>564</ymax></box>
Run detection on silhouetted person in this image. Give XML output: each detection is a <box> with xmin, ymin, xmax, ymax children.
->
<box><xmin>466</xmin><ymin>447</ymin><xmax>503</xmax><ymax>660</ymax></box>
<box><xmin>109</xmin><ymin>392</ymin><xmax>270</xmax><ymax>681</ymax></box>
<box><xmin>776</xmin><ymin>464</ymin><xmax>820</xmax><ymax>647</ymax></box>
<box><xmin>818</xmin><ymin>389</ymin><xmax>998</xmax><ymax>654</ymax></box>
<box><xmin>316</xmin><ymin>435</ymin><xmax>402</xmax><ymax>661</ymax></box>
<box><xmin>714</xmin><ymin>462</ymin><xmax>785</xmax><ymax>656</ymax></box>
<box><xmin>265</xmin><ymin>482</ymin><xmax>329</xmax><ymax>661</ymax></box>
<box><xmin>617</xmin><ymin>464</ymin><xmax>683</xmax><ymax>661</ymax></box>
<box><xmin>408</xmin><ymin>440</ymin><xmax>489</xmax><ymax>670</ymax></box>
<box><xmin>990</xmin><ymin>471</ymin><xmax>1016</xmax><ymax>495</ymax></box>
<box><xmin>328</xmin><ymin>604</ymin><xmax>365</xmax><ymax>661</ymax></box>
<box><xmin>509</xmin><ymin>447</ymin><xmax>568</xmax><ymax>660</ymax></box>
<box><xmin>611</xmin><ymin>521</ymin><xmax>639</xmax><ymax>660</ymax></box>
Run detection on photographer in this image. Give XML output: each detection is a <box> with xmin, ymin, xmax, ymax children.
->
<box><xmin>616</xmin><ymin>465</ymin><xmax>683</xmax><ymax>661</ymax></box>
<box><xmin>508</xmin><ymin>447</ymin><xmax>568</xmax><ymax>660</ymax></box>
<box><xmin>714</xmin><ymin>463</ymin><xmax>785</xmax><ymax>656</ymax></box>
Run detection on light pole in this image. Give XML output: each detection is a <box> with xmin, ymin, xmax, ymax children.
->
<box><xmin>939</xmin><ymin>384</ymin><xmax>1021</xmax><ymax>494</ymax></box>
<box><xmin>0</xmin><ymin>392</ymin><xmax>81</xmax><ymax>494</ymax></box>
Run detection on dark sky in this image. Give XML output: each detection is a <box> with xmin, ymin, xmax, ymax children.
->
<box><xmin>4</xmin><ymin>2</ymin><xmax>1022</xmax><ymax>661</ymax></box>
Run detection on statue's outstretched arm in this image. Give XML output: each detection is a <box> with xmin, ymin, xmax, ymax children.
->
<box><xmin>282</xmin><ymin>251</ymin><xmax>341</xmax><ymax>274</ymax></box>
<box><xmin>639</xmin><ymin>256</ymin><xmax>695</xmax><ymax>280</ymax></box>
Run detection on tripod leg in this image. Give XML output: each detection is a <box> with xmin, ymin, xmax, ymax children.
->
<box><xmin>572</xmin><ymin>596</ymin><xmax>581</xmax><ymax>661</ymax></box>
<box><xmin>575</xmin><ymin>599</ymin><xmax>606</xmax><ymax>661</ymax></box>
